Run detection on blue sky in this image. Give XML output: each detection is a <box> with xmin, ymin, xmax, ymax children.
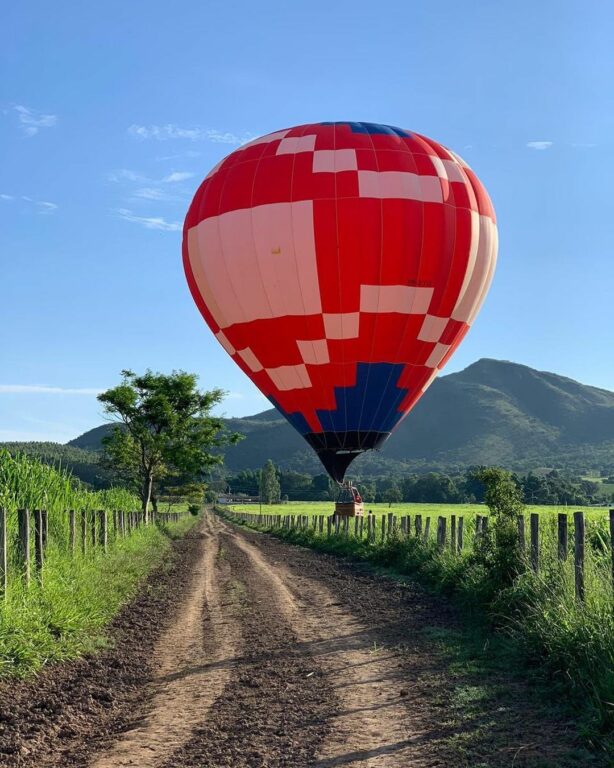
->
<box><xmin>1</xmin><ymin>1</ymin><xmax>612</xmax><ymax>442</ymax></box>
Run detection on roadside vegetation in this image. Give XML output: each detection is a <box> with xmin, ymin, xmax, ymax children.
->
<box><xmin>0</xmin><ymin>449</ymin><xmax>200</xmax><ymax>677</ymax></box>
<box><xmin>220</xmin><ymin>467</ymin><xmax>614</xmax><ymax>757</ymax></box>
<box><xmin>0</xmin><ymin>370</ymin><xmax>239</xmax><ymax>677</ymax></box>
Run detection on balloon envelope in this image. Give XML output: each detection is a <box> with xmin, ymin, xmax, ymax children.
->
<box><xmin>183</xmin><ymin>122</ymin><xmax>497</xmax><ymax>481</ymax></box>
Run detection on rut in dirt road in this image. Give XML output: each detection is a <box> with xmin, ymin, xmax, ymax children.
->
<box><xmin>89</xmin><ymin>515</ymin><xmax>241</xmax><ymax>768</ymax></box>
<box><xmin>0</xmin><ymin>512</ymin><xmax>601</xmax><ymax>768</ymax></box>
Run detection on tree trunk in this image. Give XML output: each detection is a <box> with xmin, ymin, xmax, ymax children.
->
<box><xmin>141</xmin><ymin>473</ymin><xmax>153</xmax><ymax>522</ymax></box>
<box><xmin>151</xmin><ymin>493</ymin><xmax>159</xmax><ymax>513</ymax></box>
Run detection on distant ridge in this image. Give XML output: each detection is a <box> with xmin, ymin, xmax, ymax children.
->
<box><xmin>66</xmin><ymin>359</ymin><xmax>614</xmax><ymax>476</ymax></box>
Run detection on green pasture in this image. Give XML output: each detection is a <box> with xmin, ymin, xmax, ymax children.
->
<box><xmin>227</xmin><ymin>500</ymin><xmax>611</xmax><ymax>521</ymax></box>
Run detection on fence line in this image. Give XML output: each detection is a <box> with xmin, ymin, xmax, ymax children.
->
<box><xmin>222</xmin><ymin>507</ymin><xmax>614</xmax><ymax>603</ymax></box>
<box><xmin>0</xmin><ymin>507</ymin><xmax>190</xmax><ymax>597</ymax></box>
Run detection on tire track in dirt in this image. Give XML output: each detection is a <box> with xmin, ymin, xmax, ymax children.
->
<box><xmin>161</xmin><ymin>514</ymin><xmax>335</xmax><ymax>767</ymax></box>
<box><xmin>223</xmin><ymin>519</ymin><xmax>425</xmax><ymax>767</ymax></box>
<box><xmin>88</xmin><ymin>515</ymin><xmax>241</xmax><ymax>768</ymax></box>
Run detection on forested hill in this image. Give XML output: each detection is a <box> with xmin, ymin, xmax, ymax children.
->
<box><xmin>63</xmin><ymin>359</ymin><xmax>614</xmax><ymax>477</ymax></box>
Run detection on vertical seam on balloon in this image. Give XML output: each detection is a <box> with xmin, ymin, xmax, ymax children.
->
<box><xmin>458</xmin><ymin>172</ymin><xmax>497</xmax><ymax>324</ymax></box>
<box><xmin>330</xmin><ymin>121</ymin><xmax>347</xmax><ymax>454</ymax></box>
<box><xmin>188</xmin><ymin>174</ymin><xmax>223</xmax><ymax>328</ymax></box>
<box><xmin>201</xmin><ymin>153</ymin><xmax>244</xmax><ymax>331</ymax></box>
<box><xmin>362</xmin><ymin>134</ymin><xmax>428</xmax><ymax>438</ymax></box>
<box><xmin>244</xmin><ymin>136</ymin><xmax>288</xmax><ymax>402</ymax></box>
<box><xmin>288</xmin><ymin>123</ymin><xmax>326</xmax><ymax>437</ymax></box>
<box><xmin>353</xmin><ymin>122</ymin><xmax>385</xmax><ymax>450</ymax></box>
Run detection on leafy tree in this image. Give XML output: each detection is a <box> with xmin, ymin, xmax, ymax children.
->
<box><xmin>473</xmin><ymin>467</ymin><xmax>525</xmax><ymax>587</ymax></box>
<box><xmin>260</xmin><ymin>459</ymin><xmax>281</xmax><ymax>504</ymax></box>
<box><xmin>98</xmin><ymin>370</ymin><xmax>239</xmax><ymax>517</ymax></box>
<box><xmin>382</xmin><ymin>484</ymin><xmax>402</xmax><ymax>507</ymax></box>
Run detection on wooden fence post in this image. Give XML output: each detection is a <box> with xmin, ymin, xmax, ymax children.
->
<box><xmin>99</xmin><ymin>510</ymin><xmax>108</xmax><ymax>553</ymax></box>
<box><xmin>530</xmin><ymin>513</ymin><xmax>539</xmax><ymax>573</ymax></box>
<box><xmin>423</xmin><ymin>517</ymin><xmax>430</xmax><ymax>542</ymax></box>
<box><xmin>327</xmin><ymin>516</ymin><xmax>332</xmax><ymax>537</ymax></box>
<box><xmin>457</xmin><ymin>516</ymin><xmax>464</xmax><ymax>553</ymax></box>
<box><xmin>17</xmin><ymin>508</ymin><xmax>30</xmax><ymax>585</ymax></box>
<box><xmin>475</xmin><ymin>515</ymin><xmax>482</xmax><ymax>539</ymax></box>
<box><xmin>401</xmin><ymin>516</ymin><xmax>407</xmax><ymax>536</ymax></box>
<box><xmin>437</xmin><ymin>517</ymin><xmax>446</xmax><ymax>550</ymax></box>
<box><xmin>91</xmin><ymin>510</ymin><xmax>97</xmax><ymax>549</ymax></box>
<box><xmin>450</xmin><ymin>514</ymin><xmax>456</xmax><ymax>553</ymax></box>
<box><xmin>415</xmin><ymin>515</ymin><xmax>422</xmax><ymax>538</ymax></box>
<box><xmin>557</xmin><ymin>513</ymin><xmax>568</xmax><ymax>561</ymax></box>
<box><xmin>33</xmin><ymin>509</ymin><xmax>44</xmax><ymax>579</ymax></box>
<box><xmin>41</xmin><ymin>510</ymin><xmax>48</xmax><ymax>549</ymax></box>
<box><xmin>0</xmin><ymin>508</ymin><xmax>7</xmax><ymax>597</ymax></box>
<box><xmin>81</xmin><ymin>509</ymin><xmax>87</xmax><ymax>554</ymax></box>
<box><xmin>69</xmin><ymin>510</ymin><xmax>76</xmax><ymax>554</ymax></box>
<box><xmin>387</xmin><ymin>512</ymin><xmax>394</xmax><ymax>539</ymax></box>
<box><xmin>574</xmin><ymin>511</ymin><xmax>585</xmax><ymax>602</ymax></box>
<box><xmin>359</xmin><ymin>515</ymin><xmax>364</xmax><ymax>539</ymax></box>
<box><xmin>517</xmin><ymin>515</ymin><xmax>526</xmax><ymax>556</ymax></box>
<box><xmin>319</xmin><ymin>515</ymin><xmax>324</xmax><ymax>534</ymax></box>
<box><xmin>381</xmin><ymin>514</ymin><xmax>386</xmax><ymax>543</ymax></box>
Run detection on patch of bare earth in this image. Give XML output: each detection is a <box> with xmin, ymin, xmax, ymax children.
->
<box><xmin>0</xmin><ymin>511</ymin><xmax>602</xmax><ymax>767</ymax></box>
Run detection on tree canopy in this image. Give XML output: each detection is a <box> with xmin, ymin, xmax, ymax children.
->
<box><xmin>98</xmin><ymin>369</ymin><xmax>240</xmax><ymax>515</ymax></box>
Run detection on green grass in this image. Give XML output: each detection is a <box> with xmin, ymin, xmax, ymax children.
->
<box><xmin>0</xmin><ymin>514</ymin><xmax>199</xmax><ymax>677</ymax></box>
<box><xmin>227</xmin><ymin>500</ymin><xmax>611</xmax><ymax>521</ymax></box>
<box><xmin>0</xmin><ymin>450</ymin><xmax>200</xmax><ymax>676</ymax></box>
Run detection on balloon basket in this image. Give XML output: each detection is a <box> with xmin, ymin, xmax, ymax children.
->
<box><xmin>334</xmin><ymin>501</ymin><xmax>365</xmax><ymax>518</ymax></box>
<box><xmin>335</xmin><ymin>481</ymin><xmax>365</xmax><ymax>517</ymax></box>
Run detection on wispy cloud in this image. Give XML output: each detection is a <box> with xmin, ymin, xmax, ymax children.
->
<box><xmin>128</xmin><ymin>123</ymin><xmax>253</xmax><ymax>145</ymax></box>
<box><xmin>115</xmin><ymin>208</ymin><xmax>182</xmax><ymax>232</ymax></box>
<box><xmin>162</xmin><ymin>171</ymin><xmax>194</xmax><ymax>183</ymax></box>
<box><xmin>1</xmin><ymin>194</ymin><xmax>58</xmax><ymax>213</ymax></box>
<box><xmin>14</xmin><ymin>105</ymin><xmax>58</xmax><ymax>136</ymax></box>
<box><xmin>0</xmin><ymin>384</ymin><xmax>102</xmax><ymax>395</ymax></box>
<box><xmin>133</xmin><ymin>187</ymin><xmax>172</xmax><ymax>201</ymax></box>
<box><xmin>36</xmin><ymin>201</ymin><xmax>58</xmax><ymax>213</ymax></box>
<box><xmin>155</xmin><ymin>150</ymin><xmax>201</xmax><ymax>162</ymax></box>
<box><xmin>107</xmin><ymin>168</ymin><xmax>193</xmax><ymax>185</ymax></box>
<box><xmin>526</xmin><ymin>140</ymin><xmax>553</xmax><ymax>150</ymax></box>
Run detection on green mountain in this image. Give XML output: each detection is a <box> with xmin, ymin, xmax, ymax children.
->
<box><xmin>7</xmin><ymin>359</ymin><xmax>614</xmax><ymax>480</ymax></box>
<box><xmin>66</xmin><ymin>358</ymin><xmax>614</xmax><ymax>476</ymax></box>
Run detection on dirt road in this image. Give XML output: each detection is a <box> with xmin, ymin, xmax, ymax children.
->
<box><xmin>0</xmin><ymin>512</ymin><xmax>599</xmax><ymax>767</ymax></box>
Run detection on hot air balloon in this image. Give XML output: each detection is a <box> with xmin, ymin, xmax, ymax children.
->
<box><xmin>183</xmin><ymin>122</ymin><xmax>497</xmax><ymax>484</ymax></box>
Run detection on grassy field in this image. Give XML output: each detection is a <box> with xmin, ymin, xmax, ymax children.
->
<box><xmin>0</xmin><ymin>450</ymin><xmax>199</xmax><ymax>676</ymax></box>
<box><xmin>227</xmin><ymin>500</ymin><xmax>611</xmax><ymax>521</ymax></box>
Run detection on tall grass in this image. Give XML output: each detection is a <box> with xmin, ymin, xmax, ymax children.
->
<box><xmin>0</xmin><ymin>450</ymin><xmax>197</xmax><ymax>676</ymax></box>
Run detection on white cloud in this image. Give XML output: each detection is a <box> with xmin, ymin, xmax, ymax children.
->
<box><xmin>526</xmin><ymin>141</ymin><xmax>553</xmax><ymax>150</ymax></box>
<box><xmin>162</xmin><ymin>171</ymin><xmax>194</xmax><ymax>183</ymax></box>
<box><xmin>116</xmin><ymin>208</ymin><xmax>182</xmax><ymax>232</ymax></box>
<box><xmin>36</xmin><ymin>201</ymin><xmax>58</xmax><ymax>213</ymax></box>
<box><xmin>1</xmin><ymin>194</ymin><xmax>58</xmax><ymax>212</ymax></box>
<box><xmin>155</xmin><ymin>151</ymin><xmax>201</xmax><ymax>161</ymax></box>
<box><xmin>108</xmin><ymin>169</ymin><xmax>193</xmax><ymax>185</ymax></box>
<box><xmin>133</xmin><ymin>187</ymin><xmax>169</xmax><ymax>200</ymax></box>
<box><xmin>128</xmin><ymin>123</ymin><xmax>253</xmax><ymax>145</ymax></box>
<box><xmin>0</xmin><ymin>384</ymin><xmax>102</xmax><ymax>395</ymax></box>
<box><xmin>107</xmin><ymin>168</ymin><xmax>146</xmax><ymax>183</ymax></box>
<box><xmin>14</xmin><ymin>105</ymin><xmax>58</xmax><ymax>136</ymax></box>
